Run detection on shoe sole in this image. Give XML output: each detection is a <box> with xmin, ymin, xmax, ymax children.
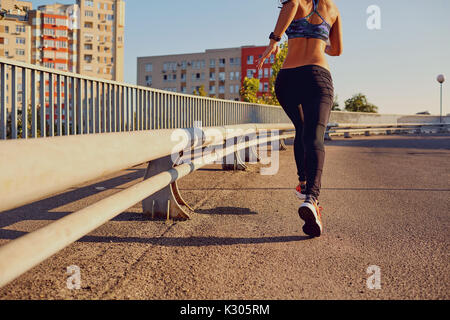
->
<box><xmin>298</xmin><ymin>203</ymin><xmax>323</xmax><ymax>238</ymax></box>
<box><xmin>295</xmin><ymin>190</ymin><xmax>307</xmax><ymax>200</ymax></box>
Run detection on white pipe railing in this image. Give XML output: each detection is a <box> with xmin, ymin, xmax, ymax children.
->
<box><xmin>0</xmin><ymin>123</ymin><xmax>294</xmax><ymax>288</ymax></box>
<box><xmin>0</xmin><ymin>58</ymin><xmax>290</xmax><ymax>140</ymax></box>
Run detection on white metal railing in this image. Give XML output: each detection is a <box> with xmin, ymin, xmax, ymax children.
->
<box><xmin>0</xmin><ymin>58</ymin><xmax>289</xmax><ymax>140</ymax></box>
<box><xmin>326</xmin><ymin>123</ymin><xmax>450</xmax><ymax>139</ymax></box>
<box><xmin>0</xmin><ymin>123</ymin><xmax>295</xmax><ymax>288</ymax></box>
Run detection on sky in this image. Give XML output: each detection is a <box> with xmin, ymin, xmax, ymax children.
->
<box><xmin>30</xmin><ymin>0</ymin><xmax>450</xmax><ymax>116</ymax></box>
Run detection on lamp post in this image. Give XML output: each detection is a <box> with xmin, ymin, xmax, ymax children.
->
<box><xmin>437</xmin><ymin>74</ymin><xmax>445</xmax><ymax>123</ymax></box>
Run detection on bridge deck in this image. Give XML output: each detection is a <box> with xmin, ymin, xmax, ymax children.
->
<box><xmin>1</xmin><ymin>134</ymin><xmax>449</xmax><ymax>300</ymax></box>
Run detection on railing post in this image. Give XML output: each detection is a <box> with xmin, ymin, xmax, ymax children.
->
<box><xmin>142</xmin><ymin>155</ymin><xmax>192</xmax><ymax>220</ymax></box>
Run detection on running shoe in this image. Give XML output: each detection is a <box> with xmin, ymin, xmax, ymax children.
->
<box><xmin>295</xmin><ymin>183</ymin><xmax>307</xmax><ymax>200</ymax></box>
<box><xmin>298</xmin><ymin>196</ymin><xmax>324</xmax><ymax>238</ymax></box>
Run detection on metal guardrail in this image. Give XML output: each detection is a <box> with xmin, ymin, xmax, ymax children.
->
<box><xmin>0</xmin><ymin>123</ymin><xmax>295</xmax><ymax>288</ymax></box>
<box><xmin>0</xmin><ymin>58</ymin><xmax>289</xmax><ymax>140</ymax></box>
<box><xmin>326</xmin><ymin>123</ymin><xmax>450</xmax><ymax>139</ymax></box>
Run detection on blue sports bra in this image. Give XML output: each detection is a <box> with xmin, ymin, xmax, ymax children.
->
<box><xmin>284</xmin><ymin>0</ymin><xmax>331</xmax><ymax>42</ymax></box>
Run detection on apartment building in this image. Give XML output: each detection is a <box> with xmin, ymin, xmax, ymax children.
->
<box><xmin>137</xmin><ymin>47</ymin><xmax>243</xmax><ymax>101</ymax></box>
<box><xmin>0</xmin><ymin>0</ymin><xmax>32</xmax><ymax>112</ymax></box>
<box><xmin>28</xmin><ymin>3</ymin><xmax>78</xmax><ymax>72</ymax></box>
<box><xmin>77</xmin><ymin>0</ymin><xmax>125</xmax><ymax>81</ymax></box>
<box><xmin>137</xmin><ymin>45</ymin><xmax>278</xmax><ymax>101</ymax></box>
<box><xmin>241</xmin><ymin>46</ymin><xmax>277</xmax><ymax>98</ymax></box>
<box><xmin>0</xmin><ymin>0</ymin><xmax>32</xmax><ymax>63</ymax></box>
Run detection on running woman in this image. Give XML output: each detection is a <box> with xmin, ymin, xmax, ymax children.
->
<box><xmin>256</xmin><ymin>0</ymin><xmax>343</xmax><ymax>237</ymax></box>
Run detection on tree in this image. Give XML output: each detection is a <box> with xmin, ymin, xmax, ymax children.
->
<box><xmin>193</xmin><ymin>85</ymin><xmax>207</xmax><ymax>97</ymax></box>
<box><xmin>332</xmin><ymin>95</ymin><xmax>341</xmax><ymax>111</ymax></box>
<box><xmin>240</xmin><ymin>77</ymin><xmax>260</xmax><ymax>103</ymax></box>
<box><xmin>344</xmin><ymin>93</ymin><xmax>379</xmax><ymax>113</ymax></box>
<box><xmin>268</xmin><ymin>41</ymin><xmax>289</xmax><ymax>106</ymax></box>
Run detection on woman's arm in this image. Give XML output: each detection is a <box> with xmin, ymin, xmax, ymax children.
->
<box><xmin>256</xmin><ymin>0</ymin><xmax>299</xmax><ymax>70</ymax></box>
<box><xmin>325</xmin><ymin>8</ymin><xmax>343</xmax><ymax>56</ymax></box>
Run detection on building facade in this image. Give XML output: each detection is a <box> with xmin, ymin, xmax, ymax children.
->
<box><xmin>29</xmin><ymin>3</ymin><xmax>78</xmax><ymax>72</ymax></box>
<box><xmin>241</xmin><ymin>46</ymin><xmax>277</xmax><ymax>98</ymax></box>
<box><xmin>77</xmin><ymin>0</ymin><xmax>125</xmax><ymax>81</ymax></box>
<box><xmin>1</xmin><ymin>0</ymin><xmax>125</xmax><ymax>80</ymax></box>
<box><xmin>0</xmin><ymin>0</ymin><xmax>32</xmax><ymax>63</ymax></box>
<box><xmin>137</xmin><ymin>47</ymin><xmax>242</xmax><ymax>101</ymax></box>
<box><xmin>137</xmin><ymin>45</ymin><xmax>277</xmax><ymax>101</ymax></box>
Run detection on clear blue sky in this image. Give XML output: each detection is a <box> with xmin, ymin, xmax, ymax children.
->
<box><xmin>31</xmin><ymin>0</ymin><xmax>450</xmax><ymax>115</ymax></box>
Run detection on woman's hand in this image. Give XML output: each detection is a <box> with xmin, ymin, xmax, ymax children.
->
<box><xmin>256</xmin><ymin>40</ymin><xmax>279</xmax><ymax>70</ymax></box>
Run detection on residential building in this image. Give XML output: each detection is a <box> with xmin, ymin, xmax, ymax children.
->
<box><xmin>28</xmin><ymin>3</ymin><xmax>78</xmax><ymax>72</ymax></box>
<box><xmin>137</xmin><ymin>47</ymin><xmax>242</xmax><ymax>101</ymax></box>
<box><xmin>0</xmin><ymin>0</ymin><xmax>32</xmax><ymax>63</ymax></box>
<box><xmin>241</xmin><ymin>45</ymin><xmax>277</xmax><ymax>98</ymax></box>
<box><xmin>77</xmin><ymin>0</ymin><xmax>125</xmax><ymax>81</ymax></box>
<box><xmin>0</xmin><ymin>0</ymin><xmax>32</xmax><ymax>112</ymax></box>
<box><xmin>137</xmin><ymin>45</ymin><xmax>278</xmax><ymax>101</ymax></box>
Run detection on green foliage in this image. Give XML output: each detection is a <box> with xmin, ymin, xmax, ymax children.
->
<box><xmin>6</xmin><ymin>105</ymin><xmax>42</xmax><ymax>138</ymax></box>
<box><xmin>268</xmin><ymin>41</ymin><xmax>289</xmax><ymax>106</ymax></box>
<box><xmin>332</xmin><ymin>95</ymin><xmax>341</xmax><ymax>111</ymax></box>
<box><xmin>240</xmin><ymin>77</ymin><xmax>260</xmax><ymax>103</ymax></box>
<box><xmin>344</xmin><ymin>93</ymin><xmax>379</xmax><ymax>113</ymax></box>
<box><xmin>193</xmin><ymin>85</ymin><xmax>207</xmax><ymax>97</ymax></box>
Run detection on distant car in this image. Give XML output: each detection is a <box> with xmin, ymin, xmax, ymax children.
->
<box><xmin>416</xmin><ymin>111</ymin><xmax>431</xmax><ymax>115</ymax></box>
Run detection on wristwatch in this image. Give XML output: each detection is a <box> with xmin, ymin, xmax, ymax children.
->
<box><xmin>269</xmin><ymin>32</ymin><xmax>281</xmax><ymax>42</ymax></box>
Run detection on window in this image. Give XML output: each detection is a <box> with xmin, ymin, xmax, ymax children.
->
<box><xmin>230</xmin><ymin>85</ymin><xmax>234</xmax><ymax>94</ymax></box>
<box><xmin>209</xmin><ymin>85</ymin><xmax>215</xmax><ymax>94</ymax></box>
<box><xmin>145</xmin><ymin>75</ymin><xmax>152</xmax><ymax>86</ymax></box>
<box><xmin>263</xmin><ymin>82</ymin><xmax>269</xmax><ymax>92</ymax></box>
<box><xmin>16</xmin><ymin>49</ymin><xmax>25</xmax><ymax>56</ymax></box>
<box><xmin>230</xmin><ymin>72</ymin><xmax>234</xmax><ymax>81</ymax></box>
<box><xmin>219</xmin><ymin>72</ymin><xmax>225</xmax><ymax>81</ymax></box>
<box><xmin>247</xmin><ymin>55</ymin><xmax>254</xmax><ymax>65</ymax></box>
<box><xmin>264</xmin><ymin>68</ymin><xmax>269</xmax><ymax>78</ymax></box>
<box><xmin>247</xmin><ymin>69</ymin><xmax>256</xmax><ymax>78</ymax></box>
<box><xmin>270</xmin><ymin>54</ymin><xmax>275</xmax><ymax>64</ymax></box>
<box><xmin>210</xmin><ymin>59</ymin><xmax>215</xmax><ymax>68</ymax></box>
<box><xmin>85</xmin><ymin>10</ymin><xmax>94</xmax><ymax>17</ymax></box>
<box><xmin>145</xmin><ymin>63</ymin><xmax>153</xmax><ymax>72</ymax></box>
<box><xmin>219</xmin><ymin>58</ymin><xmax>226</xmax><ymax>67</ymax></box>
<box><xmin>219</xmin><ymin>85</ymin><xmax>225</xmax><ymax>94</ymax></box>
<box><xmin>258</xmin><ymin>69</ymin><xmax>263</xmax><ymax>79</ymax></box>
<box><xmin>16</xmin><ymin>38</ymin><xmax>26</xmax><ymax>45</ymax></box>
<box><xmin>209</xmin><ymin>72</ymin><xmax>215</xmax><ymax>81</ymax></box>
<box><xmin>16</xmin><ymin>25</ymin><xmax>26</xmax><ymax>33</ymax></box>
<box><xmin>85</xmin><ymin>0</ymin><xmax>94</xmax><ymax>7</ymax></box>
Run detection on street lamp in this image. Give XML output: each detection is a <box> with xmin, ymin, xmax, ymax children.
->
<box><xmin>437</xmin><ymin>74</ymin><xmax>445</xmax><ymax>123</ymax></box>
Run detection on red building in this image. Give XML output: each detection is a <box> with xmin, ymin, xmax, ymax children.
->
<box><xmin>241</xmin><ymin>45</ymin><xmax>278</xmax><ymax>99</ymax></box>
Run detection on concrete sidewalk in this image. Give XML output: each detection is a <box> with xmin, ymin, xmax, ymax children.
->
<box><xmin>0</xmin><ymin>134</ymin><xmax>449</xmax><ymax>300</ymax></box>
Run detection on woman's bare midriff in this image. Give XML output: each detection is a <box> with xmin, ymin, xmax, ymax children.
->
<box><xmin>282</xmin><ymin>37</ymin><xmax>330</xmax><ymax>71</ymax></box>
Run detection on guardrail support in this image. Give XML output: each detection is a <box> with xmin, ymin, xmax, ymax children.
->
<box><xmin>222</xmin><ymin>136</ymin><xmax>247</xmax><ymax>171</ymax></box>
<box><xmin>142</xmin><ymin>155</ymin><xmax>192</xmax><ymax>220</ymax></box>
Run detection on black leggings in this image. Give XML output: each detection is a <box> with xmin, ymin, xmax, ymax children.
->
<box><xmin>275</xmin><ymin>65</ymin><xmax>334</xmax><ymax>200</ymax></box>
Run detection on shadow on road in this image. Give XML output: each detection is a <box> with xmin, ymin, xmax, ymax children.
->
<box><xmin>0</xmin><ymin>168</ymin><xmax>146</xmax><ymax>240</ymax></box>
<box><xmin>77</xmin><ymin>234</ymin><xmax>312</xmax><ymax>246</ymax></box>
<box><xmin>195</xmin><ymin>207</ymin><xmax>258</xmax><ymax>215</ymax></box>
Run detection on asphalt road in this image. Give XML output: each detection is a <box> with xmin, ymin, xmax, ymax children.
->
<box><xmin>0</xmin><ymin>134</ymin><xmax>449</xmax><ymax>300</ymax></box>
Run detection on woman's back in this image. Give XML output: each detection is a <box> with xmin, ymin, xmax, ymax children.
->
<box><xmin>283</xmin><ymin>0</ymin><xmax>341</xmax><ymax>71</ymax></box>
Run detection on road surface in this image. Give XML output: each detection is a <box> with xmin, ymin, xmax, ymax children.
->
<box><xmin>0</xmin><ymin>134</ymin><xmax>449</xmax><ymax>300</ymax></box>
